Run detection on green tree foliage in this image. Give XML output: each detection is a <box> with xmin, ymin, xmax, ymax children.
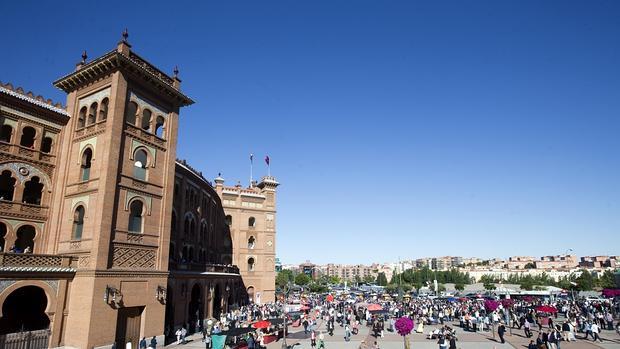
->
<box><xmin>596</xmin><ymin>270</ymin><xmax>617</xmax><ymax>289</ymax></box>
<box><xmin>575</xmin><ymin>269</ymin><xmax>595</xmax><ymax>291</ymax></box>
<box><xmin>329</xmin><ymin>276</ymin><xmax>341</xmax><ymax>285</ymax></box>
<box><xmin>309</xmin><ymin>282</ymin><xmax>328</xmax><ymax>293</ymax></box>
<box><xmin>295</xmin><ymin>273</ymin><xmax>311</xmax><ymax>286</ymax></box>
<box><xmin>363</xmin><ymin>275</ymin><xmax>375</xmax><ymax>284</ymax></box>
<box><xmin>483</xmin><ymin>282</ymin><xmax>496</xmax><ymax>291</ymax></box>
<box><xmin>390</xmin><ymin>267</ymin><xmax>472</xmax><ymax>286</ymax></box>
<box><xmin>455</xmin><ymin>283</ymin><xmax>465</xmax><ymax>291</ymax></box>
<box><xmin>376</xmin><ymin>272</ymin><xmax>388</xmax><ymax>286</ymax></box>
<box><xmin>276</xmin><ymin>270</ymin><xmax>294</xmax><ymax>288</ymax></box>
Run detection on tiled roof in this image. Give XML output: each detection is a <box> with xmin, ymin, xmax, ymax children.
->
<box><xmin>0</xmin><ymin>81</ymin><xmax>68</xmax><ymax>116</ymax></box>
<box><xmin>0</xmin><ymin>266</ymin><xmax>75</xmax><ymax>273</ymax></box>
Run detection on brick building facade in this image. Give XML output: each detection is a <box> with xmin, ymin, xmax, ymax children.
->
<box><xmin>0</xmin><ymin>35</ymin><xmax>255</xmax><ymax>349</ymax></box>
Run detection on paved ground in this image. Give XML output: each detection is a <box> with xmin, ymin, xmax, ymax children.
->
<box><xmin>166</xmin><ymin>320</ymin><xmax>620</xmax><ymax>349</ymax></box>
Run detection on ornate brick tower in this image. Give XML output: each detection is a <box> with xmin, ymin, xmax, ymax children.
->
<box><xmin>50</xmin><ymin>33</ymin><xmax>193</xmax><ymax>348</ymax></box>
<box><xmin>215</xmin><ymin>175</ymin><xmax>279</xmax><ymax>304</ymax></box>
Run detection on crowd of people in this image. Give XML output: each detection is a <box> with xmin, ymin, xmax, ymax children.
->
<box><xmin>167</xmin><ymin>292</ymin><xmax>619</xmax><ymax>349</ymax></box>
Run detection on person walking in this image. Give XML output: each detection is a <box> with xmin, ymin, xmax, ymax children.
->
<box><xmin>204</xmin><ymin>334</ymin><xmax>212</xmax><ymax>349</ymax></box>
<box><xmin>524</xmin><ymin>319</ymin><xmax>532</xmax><ymax>338</ymax></box>
<box><xmin>311</xmin><ymin>330</ymin><xmax>317</xmax><ymax>348</ymax></box>
<box><xmin>318</xmin><ymin>331</ymin><xmax>325</xmax><ymax>349</ymax></box>
<box><xmin>139</xmin><ymin>337</ymin><xmax>147</xmax><ymax>349</ymax></box>
<box><xmin>498</xmin><ymin>322</ymin><xmax>506</xmax><ymax>344</ymax></box>
<box><xmin>591</xmin><ymin>322</ymin><xmax>603</xmax><ymax>342</ymax></box>
<box><xmin>448</xmin><ymin>335</ymin><xmax>457</xmax><ymax>349</ymax></box>
<box><xmin>246</xmin><ymin>333</ymin><xmax>254</xmax><ymax>349</ymax></box>
<box><xmin>149</xmin><ymin>336</ymin><xmax>157</xmax><ymax>349</ymax></box>
<box><xmin>175</xmin><ymin>328</ymin><xmax>182</xmax><ymax>344</ymax></box>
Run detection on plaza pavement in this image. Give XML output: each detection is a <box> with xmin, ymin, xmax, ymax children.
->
<box><xmin>166</xmin><ymin>319</ymin><xmax>620</xmax><ymax>349</ymax></box>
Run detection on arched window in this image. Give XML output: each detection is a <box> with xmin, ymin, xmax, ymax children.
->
<box><xmin>190</xmin><ymin>219</ymin><xmax>196</xmax><ymax>240</ymax></box>
<box><xmin>80</xmin><ymin>148</ymin><xmax>93</xmax><ymax>181</ymax></box>
<box><xmin>188</xmin><ymin>246</ymin><xmax>194</xmax><ymax>262</ymax></box>
<box><xmin>99</xmin><ymin>98</ymin><xmax>109</xmax><ymax>121</ymax></box>
<box><xmin>171</xmin><ymin>211</ymin><xmax>177</xmax><ymax>237</ymax></box>
<box><xmin>181</xmin><ymin>246</ymin><xmax>188</xmax><ymax>262</ymax></box>
<box><xmin>248</xmin><ymin>257</ymin><xmax>255</xmax><ymax>272</ymax></box>
<box><xmin>248</xmin><ymin>217</ymin><xmax>256</xmax><ymax>227</ymax></box>
<box><xmin>248</xmin><ymin>236</ymin><xmax>256</xmax><ymax>249</ymax></box>
<box><xmin>184</xmin><ymin>216</ymin><xmax>190</xmax><ymax>236</ymax></box>
<box><xmin>155</xmin><ymin>116</ymin><xmax>165</xmax><ymax>138</ymax></box>
<box><xmin>72</xmin><ymin>205</ymin><xmax>85</xmax><ymax>240</ymax></box>
<box><xmin>23</xmin><ymin>176</ymin><xmax>43</xmax><ymax>205</ymax></box>
<box><xmin>141</xmin><ymin>109</ymin><xmax>152</xmax><ymax>131</ymax></box>
<box><xmin>15</xmin><ymin>225</ymin><xmax>35</xmax><ymax>253</ymax></box>
<box><xmin>169</xmin><ymin>242</ymin><xmax>176</xmax><ymax>261</ymax></box>
<box><xmin>0</xmin><ymin>222</ymin><xmax>7</xmax><ymax>252</ymax></box>
<box><xmin>200</xmin><ymin>223</ymin><xmax>207</xmax><ymax>243</ymax></box>
<box><xmin>19</xmin><ymin>127</ymin><xmax>36</xmax><ymax>148</ymax></box>
<box><xmin>133</xmin><ymin>149</ymin><xmax>148</xmax><ymax>180</ymax></box>
<box><xmin>225</xmin><ymin>215</ymin><xmax>232</xmax><ymax>226</ymax></box>
<box><xmin>125</xmin><ymin>101</ymin><xmax>138</xmax><ymax>126</ymax></box>
<box><xmin>78</xmin><ymin>107</ymin><xmax>87</xmax><ymax>129</ymax></box>
<box><xmin>0</xmin><ymin>124</ymin><xmax>12</xmax><ymax>143</ymax></box>
<box><xmin>0</xmin><ymin>171</ymin><xmax>16</xmax><ymax>201</ymax></box>
<box><xmin>128</xmin><ymin>200</ymin><xmax>144</xmax><ymax>233</ymax></box>
<box><xmin>87</xmin><ymin>102</ymin><xmax>98</xmax><ymax>125</ymax></box>
<box><xmin>40</xmin><ymin>137</ymin><xmax>52</xmax><ymax>154</ymax></box>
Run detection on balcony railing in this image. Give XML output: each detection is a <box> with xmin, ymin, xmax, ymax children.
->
<box><xmin>0</xmin><ymin>201</ymin><xmax>49</xmax><ymax>218</ymax></box>
<box><xmin>0</xmin><ymin>141</ymin><xmax>57</xmax><ymax>164</ymax></box>
<box><xmin>0</xmin><ymin>252</ymin><xmax>75</xmax><ymax>269</ymax></box>
<box><xmin>170</xmin><ymin>261</ymin><xmax>240</xmax><ymax>274</ymax></box>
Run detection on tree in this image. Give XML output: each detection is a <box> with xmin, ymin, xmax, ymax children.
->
<box><xmin>575</xmin><ymin>269</ymin><xmax>595</xmax><ymax>291</ymax></box>
<box><xmin>455</xmin><ymin>283</ymin><xmax>465</xmax><ymax>291</ymax></box>
<box><xmin>295</xmin><ymin>273</ymin><xmax>311</xmax><ymax>286</ymax></box>
<box><xmin>309</xmin><ymin>282</ymin><xmax>328</xmax><ymax>293</ymax></box>
<box><xmin>276</xmin><ymin>270</ymin><xmax>294</xmax><ymax>288</ymax></box>
<box><xmin>363</xmin><ymin>275</ymin><xmax>375</xmax><ymax>284</ymax></box>
<box><xmin>483</xmin><ymin>282</ymin><xmax>496</xmax><ymax>291</ymax></box>
<box><xmin>597</xmin><ymin>270</ymin><xmax>617</xmax><ymax>289</ymax></box>
<box><xmin>437</xmin><ymin>283</ymin><xmax>446</xmax><ymax>292</ymax></box>
<box><xmin>328</xmin><ymin>276</ymin><xmax>341</xmax><ymax>285</ymax></box>
<box><xmin>520</xmin><ymin>277</ymin><xmax>535</xmax><ymax>291</ymax></box>
<box><xmin>376</xmin><ymin>272</ymin><xmax>388</xmax><ymax>286</ymax></box>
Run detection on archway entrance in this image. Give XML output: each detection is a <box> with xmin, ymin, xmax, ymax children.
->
<box><xmin>0</xmin><ymin>286</ymin><xmax>49</xmax><ymax>334</ymax></box>
<box><xmin>247</xmin><ymin>286</ymin><xmax>255</xmax><ymax>304</ymax></box>
<box><xmin>212</xmin><ymin>284</ymin><xmax>222</xmax><ymax>318</ymax></box>
<box><xmin>188</xmin><ymin>284</ymin><xmax>202</xmax><ymax>333</ymax></box>
<box><xmin>164</xmin><ymin>286</ymin><xmax>175</xmax><ymax>345</ymax></box>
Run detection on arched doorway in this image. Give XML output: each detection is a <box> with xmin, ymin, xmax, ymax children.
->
<box><xmin>212</xmin><ymin>284</ymin><xmax>222</xmax><ymax>318</ymax></box>
<box><xmin>247</xmin><ymin>286</ymin><xmax>255</xmax><ymax>304</ymax></box>
<box><xmin>188</xmin><ymin>284</ymin><xmax>201</xmax><ymax>333</ymax></box>
<box><xmin>0</xmin><ymin>286</ymin><xmax>49</xmax><ymax>334</ymax></box>
<box><xmin>15</xmin><ymin>225</ymin><xmax>36</xmax><ymax>252</ymax></box>
<box><xmin>164</xmin><ymin>286</ymin><xmax>175</xmax><ymax>345</ymax></box>
<box><xmin>0</xmin><ymin>222</ymin><xmax>7</xmax><ymax>252</ymax></box>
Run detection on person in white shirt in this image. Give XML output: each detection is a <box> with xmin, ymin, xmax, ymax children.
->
<box><xmin>591</xmin><ymin>323</ymin><xmax>602</xmax><ymax>342</ymax></box>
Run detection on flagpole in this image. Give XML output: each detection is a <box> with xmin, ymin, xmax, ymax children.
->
<box><xmin>250</xmin><ymin>154</ymin><xmax>253</xmax><ymax>187</ymax></box>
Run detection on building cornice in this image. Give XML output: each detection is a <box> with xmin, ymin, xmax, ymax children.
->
<box><xmin>53</xmin><ymin>50</ymin><xmax>194</xmax><ymax>107</ymax></box>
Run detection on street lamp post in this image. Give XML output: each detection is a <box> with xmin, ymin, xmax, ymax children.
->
<box><xmin>281</xmin><ymin>282</ymin><xmax>291</xmax><ymax>349</ymax></box>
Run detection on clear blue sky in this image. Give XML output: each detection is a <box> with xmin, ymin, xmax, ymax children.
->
<box><xmin>2</xmin><ymin>1</ymin><xmax>619</xmax><ymax>264</ymax></box>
